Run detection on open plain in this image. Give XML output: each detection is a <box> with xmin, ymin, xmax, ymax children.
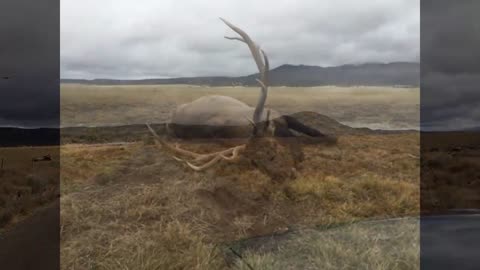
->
<box><xmin>57</xmin><ymin>84</ymin><xmax>422</xmax><ymax>269</ymax></box>
<box><xmin>61</xmin><ymin>84</ymin><xmax>419</xmax><ymax>130</ymax></box>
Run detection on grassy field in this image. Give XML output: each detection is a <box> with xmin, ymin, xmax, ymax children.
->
<box><xmin>4</xmin><ymin>85</ymin><xmax>476</xmax><ymax>268</ymax></box>
<box><xmin>60</xmin><ymin>132</ymin><xmax>420</xmax><ymax>269</ymax></box>
<box><xmin>61</xmin><ymin>84</ymin><xmax>419</xmax><ymax>130</ymax></box>
<box><xmin>0</xmin><ymin>146</ymin><xmax>59</xmax><ymax>229</ymax></box>
<box><xmin>232</xmin><ymin>217</ymin><xmax>419</xmax><ymax>270</ymax></box>
<box><xmin>58</xmin><ymin>84</ymin><xmax>421</xmax><ymax>268</ymax></box>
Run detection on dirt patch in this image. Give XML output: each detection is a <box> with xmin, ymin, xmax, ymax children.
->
<box><xmin>243</xmin><ymin>138</ymin><xmax>302</xmax><ymax>181</ymax></box>
<box><xmin>195</xmin><ymin>186</ymin><xmax>262</xmax><ymax>221</ymax></box>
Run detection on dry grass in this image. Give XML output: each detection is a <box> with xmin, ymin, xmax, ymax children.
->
<box><xmin>421</xmin><ymin>132</ymin><xmax>480</xmax><ymax>212</ymax></box>
<box><xmin>61</xmin><ymin>184</ymin><xmax>225</xmax><ymax>269</ymax></box>
<box><xmin>61</xmin><ymin>84</ymin><xmax>419</xmax><ymax>130</ymax></box>
<box><xmin>0</xmin><ymin>146</ymin><xmax>59</xmax><ymax>229</ymax></box>
<box><xmin>60</xmin><ymin>132</ymin><xmax>419</xmax><ymax>269</ymax></box>
<box><xmin>59</xmin><ymin>84</ymin><xmax>420</xmax><ymax>268</ymax></box>
<box><xmin>287</xmin><ymin>174</ymin><xmax>417</xmax><ymax>220</ymax></box>
<box><xmin>60</xmin><ymin>144</ymin><xmax>133</xmax><ymax>193</ymax></box>
<box><xmin>235</xmin><ymin>218</ymin><xmax>419</xmax><ymax>270</ymax></box>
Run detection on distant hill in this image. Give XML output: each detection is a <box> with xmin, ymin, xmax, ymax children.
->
<box><xmin>464</xmin><ymin>126</ymin><xmax>480</xmax><ymax>131</ymax></box>
<box><xmin>61</xmin><ymin>62</ymin><xmax>419</xmax><ymax>87</ymax></box>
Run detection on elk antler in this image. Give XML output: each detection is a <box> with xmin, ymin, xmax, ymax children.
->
<box><xmin>146</xmin><ymin>123</ymin><xmax>246</xmax><ymax>171</ymax></box>
<box><xmin>220</xmin><ymin>18</ymin><xmax>270</xmax><ymax>126</ymax></box>
<box><xmin>146</xmin><ymin>19</ymin><xmax>268</xmax><ymax>171</ymax></box>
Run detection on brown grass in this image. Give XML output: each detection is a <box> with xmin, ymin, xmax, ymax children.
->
<box><xmin>235</xmin><ymin>218</ymin><xmax>419</xmax><ymax>270</ymax></box>
<box><xmin>0</xmin><ymin>146</ymin><xmax>59</xmax><ymax>229</ymax></box>
<box><xmin>61</xmin><ymin>84</ymin><xmax>419</xmax><ymax>130</ymax></box>
<box><xmin>60</xmin><ymin>144</ymin><xmax>133</xmax><ymax>193</ymax></box>
<box><xmin>421</xmin><ymin>132</ymin><xmax>480</xmax><ymax>212</ymax></box>
<box><xmin>59</xmin><ymin>84</ymin><xmax>420</xmax><ymax>268</ymax></box>
<box><xmin>60</xmin><ymin>132</ymin><xmax>419</xmax><ymax>269</ymax></box>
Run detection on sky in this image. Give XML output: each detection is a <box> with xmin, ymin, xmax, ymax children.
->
<box><xmin>2</xmin><ymin>0</ymin><xmax>479</xmax><ymax>130</ymax></box>
<box><xmin>0</xmin><ymin>0</ymin><xmax>59</xmax><ymax>127</ymax></box>
<box><xmin>60</xmin><ymin>0</ymin><xmax>420</xmax><ymax>79</ymax></box>
<box><xmin>421</xmin><ymin>0</ymin><xmax>480</xmax><ymax>131</ymax></box>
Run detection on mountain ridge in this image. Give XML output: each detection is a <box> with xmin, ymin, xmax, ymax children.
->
<box><xmin>61</xmin><ymin>62</ymin><xmax>419</xmax><ymax>87</ymax></box>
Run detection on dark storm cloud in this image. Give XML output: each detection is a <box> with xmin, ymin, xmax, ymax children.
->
<box><xmin>0</xmin><ymin>0</ymin><xmax>59</xmax><ymax>127</ymax></box>
<box><xmin>421</xmin><ymin>0</ymin><xmax>480</xmax><ymax>130</ymax></box>
<box><xmin>61</xmin><ymin>0</ymin><xmax>419</xmax><ymax>79</ymax></box>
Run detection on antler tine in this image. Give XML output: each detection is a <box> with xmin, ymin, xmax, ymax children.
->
<box><xmin>255</xmin><ymin>78</ymin><xmax>267</xmax><ymax>89</ymax></box>
<box><xmin>262</xmin><ymin>109</ymin><xmax>272</xmax><ymax>132</ymax></box>
<box><xmin>147</xmin><ymin>19</ymin><xmax>271</xmax><ymax>171</ymax></box>
<box><xmin>147</xmin><ymin>123</ymin><xmax>194</xmax><ymax>157</ymax></box>
<box><xmin>220</xmin><ymin>17</ymin><xmax>265</xmax><ymax>74</ymax></box>
<box><xmin>186</xmin><ymin>155</ymin><xmax>224</xmax><ymax>171</ymax></box>
<box><xmin>224</xmin><ymin>36</ymin><xmax>246</xmax><ymax>44</ymax></box>
<box><xmin>244</xmin><ymin>115</ymin><xmax>256</xmax><ymax>127</ymax></box>
<box><xmin>185</xmin><ymin>145</ymin><xmax>245</xmax><ymax>171</ymax></box>
<box><xmin>260</xmin><ymin>49</ymin><xmax>269</xmax><ymax>83</ymax></box>
<box><xmin>146</xmin><ymin>123</ymin><xmax>168</xmax><ymax>149</ymax></box>
<box><xmin>147</xmin><ymin>123</ymin><xmax>247</xmax><ymax>170</ymax></box>
<box><xmin>220</xmin><ymin>145</ymin><xmax>244</xmax><ymax>161</ymax></box>
<box><xmin>220</xmin><ymin>18</ymin><xmax>270</xmax><ymax>126</ymax></box>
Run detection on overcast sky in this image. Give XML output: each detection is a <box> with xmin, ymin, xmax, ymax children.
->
<box><xmin>60</xmin><ymin>0</ymin><xmax>419</xmax><ymax>79</ymax></box>
<box><xmin>4</xmin><ymin>0</ymin><xmax>479</xmax><ymax>131</ymax></box>
<box><xmin>421</xmin><ymin>0</ymin><xmax>480</xmax><ymax>131</ymax></box>
<box><xmin>1</xmin><ymin>0</ymin><xmax>59</xmax><ymax>127</ymax></box>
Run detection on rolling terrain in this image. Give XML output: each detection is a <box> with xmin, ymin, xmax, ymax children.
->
<box><xmin>61</xmin><ymin>62</ymin><xmax>419</xmax><ymax>87</ymax></box>
<box><xmin>57</xmin><ymin>84</ymin><xmax>421</xmax><ymax>268</ymax></box>
<box><xmin>2</xmin><ymin>84</ymin><xmax>426</xmax><ymax>269</ymax></box>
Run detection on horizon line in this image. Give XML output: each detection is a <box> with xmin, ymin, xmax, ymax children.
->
<box><xmin>60</xmin><ymin>61</ymin><xmax>420</xmax><ymax>81</ymax></box>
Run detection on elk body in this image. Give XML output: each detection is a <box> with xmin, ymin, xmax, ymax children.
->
<box><xmin>147</xmin><ymin>18</ymin><xmax>328</xmax><ymax>174</ymax></box>
<box><xmin>167</xmin><ymin>95</ymin><xmax>324</xmax><ymax>139</ymax></box>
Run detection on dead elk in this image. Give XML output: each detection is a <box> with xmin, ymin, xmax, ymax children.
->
<box><xmin>146</xmin><ymin>18</ymin><xmax>332</xmax><ymax>180</ymax></box>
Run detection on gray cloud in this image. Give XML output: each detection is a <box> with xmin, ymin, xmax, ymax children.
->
<box><xmin>421</xmin><ymin>0</ymin><xmax>480</xmax><ymax>130</ymax></box>
<box><xmin>422</xmin><ymin>73</ymin><xmax>480</xmax><ymax>130</ymax></box>
<box><xmin>61</xmin><ymin>0</ymin><xmax>419</xmax><ymax>79</ymax></box>
<box><xmin>0</xmin><ymin>0</ymin><xmax>59</xmax><ymax>127</ymax></box>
